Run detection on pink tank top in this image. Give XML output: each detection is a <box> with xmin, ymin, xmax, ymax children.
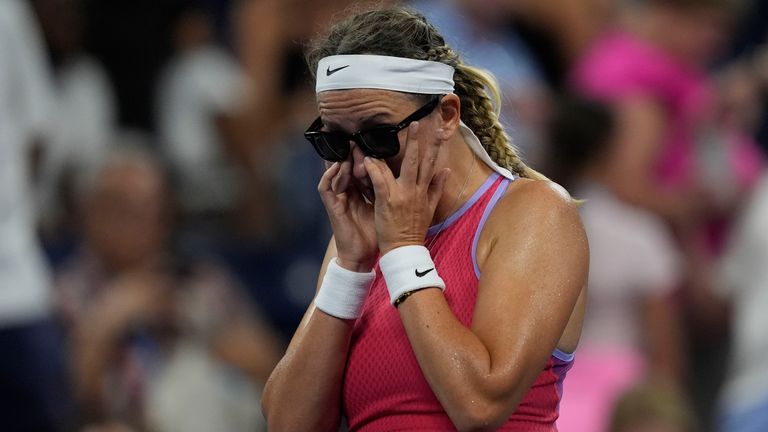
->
<box><xmin>343</xmin><ymin>173</ymin><xmax>574</xmax><ymax>431</ymax></box>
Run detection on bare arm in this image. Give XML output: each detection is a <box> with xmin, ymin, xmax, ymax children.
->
<box><xmin>73</xmin><ymin>318</ymin><xmax>118</xmax><ymax>418</ymax></box>
<box><xmin>360</xmin><ymin>117</ymin><xmax>587</xmax><ymax>431</ymax></box>
<box><xmin>72</xmin><ymin>274</ymin><xmax>171</xmax><ymax>419</ymax></box>
<box><xmin>210</xmin><ymin>304</ymin><xmax>285</xmax><ymax>386</ymax></box>
<box><xmin>396</xmin><ymin>181</ymin><xmax>588</xmax><ymax>431</ymax></box>
<box><xmin>261</xmin><ymin>239</ymin><xmax>353</xmax><ymax>432</ymax></box>
<box><xmin>643</xmin><ymin>293</ymin><xmax>685</xmax><ymax>384</ymax></box>
<box><xmin>263</xmin><ymin>137</ymin><xmax>380</xmax><ymax>428</ymax></box>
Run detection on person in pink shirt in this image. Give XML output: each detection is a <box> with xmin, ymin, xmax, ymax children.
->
<box><xmin>547</xmin><ymin>96</ymin><xmax>687</xmax><ymax>432</ymax></box>
<box><xmin>571</xmin><ymin>0</ymin><xmax>761</xmax><ymax>232</ymax></box>
<box><xmin>262</xmin><ymin>7</ymin><xmax>589</xmax><ymax>431</ymax></box>
<box><xmin>570</xmin><ymin>0</ymin><xmax>763</xmax><ymax>429</ymax></box>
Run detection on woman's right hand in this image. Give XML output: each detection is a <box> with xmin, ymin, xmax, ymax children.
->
<box><xmin>318</xmin><ymin>160</ymin><xmax>378</xmax><ymax>272</ymax></box>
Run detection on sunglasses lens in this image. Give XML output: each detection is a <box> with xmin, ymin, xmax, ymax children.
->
<box><xmin>358</xmin><ymin>128</ymin><xmax>400</xmax><ymax>159</ymax></box>
<box><xmin>306</xmin><ymin>133</ymin><xmax>349</xmax><ymax>162</ymax></box>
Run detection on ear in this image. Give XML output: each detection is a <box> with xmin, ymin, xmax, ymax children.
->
<box><xmin>437</xmin><ymin>93</ymin><xmax>461</xmax><ymax>140</ymax></box>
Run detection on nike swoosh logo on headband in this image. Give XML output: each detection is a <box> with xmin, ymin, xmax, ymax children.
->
<box><xmin>326</xmin><ymin>65</ymin><xmax>350</xmax><ymax>76</ymax></box>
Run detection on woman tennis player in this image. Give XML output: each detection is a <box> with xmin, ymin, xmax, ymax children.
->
<box><xmin>262</xmin><ymin>8</ymin><xmax>588</xmax><ymax>431</ymax></box>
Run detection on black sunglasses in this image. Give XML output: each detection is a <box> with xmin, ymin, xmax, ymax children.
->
<box><xmin>304</xmin><ymin>95</ymin><xmax>442</xmax><ymax>162</ymax></box>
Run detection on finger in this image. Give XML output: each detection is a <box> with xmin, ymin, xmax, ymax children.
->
<box><xmin>317</xmin><ymin>162</ymin><xmax>341</xmax><ymax>203</ymax></box>
<box><xmin>428</xmin><ymin>168</ymin><xmax>451</xmax><ymax>210</ymax></box>
<box><xmin>364</xmin><ymin>156</ymin><xmax>392</xmax><ymax>199</ymax></box>
<box><xmin>418</xmin><ymin>127</ymin><xmax>441</xmax><ymax>187</ymax></box>
<box><xmin>398</xmin><ymin>121</ymin><xmax>420</xmax><ymax>185</ymax></box>
<box><xmin>332</xmin><ymin>160</ymin><xmax>353</xmax><ymax>194</ymax></box>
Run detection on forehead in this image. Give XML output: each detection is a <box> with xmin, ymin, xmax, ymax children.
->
<box><xmin>95</xmin><ymin>163</ymin><xmax>164</xmax><ymax>199</ymax></box>
<box><xmin>317</xmin><ymin>89</ymin><xmax>417</xmax><ymax>130</ymax></box>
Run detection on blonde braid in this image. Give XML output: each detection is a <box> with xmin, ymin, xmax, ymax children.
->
<box><xmin>423</xmin><ymin>45</ymin><xmax>546</xmax><ymax>180</ymax></box>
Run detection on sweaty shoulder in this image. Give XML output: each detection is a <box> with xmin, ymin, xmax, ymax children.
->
<box><xmin>491</xmin><ymin>178</ymin><xmax>581</xmax><ymax>231</ymax></box>
<box><xmin>475</xmin><ymin>178</ymin><xmax>587</xmax><ymax>271</ymax></box>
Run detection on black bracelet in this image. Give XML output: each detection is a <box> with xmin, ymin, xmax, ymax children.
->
<box><xmin>393</xmin><ymin>288</ymin><xmax>427</xmax><ymax>308</ymax></box>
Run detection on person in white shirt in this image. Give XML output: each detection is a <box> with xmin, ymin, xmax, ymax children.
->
<box><xmin>0</xmin><ymin>0</ymin><xmax>70</xmax><ymax>430</ymax></box>
<box><xmin>717</xmin><ymin>173</ymin><xmax>768</xmax><ymax>432</ymax></box>
<box><xmin>156</xmin><ymin>3</ymin><xmax>251</xmax><ymax>219</ymax></box>
<box><xmin>0</xmin><ymin>0</ymin><xmax>55</xmax><ymax>336</ymax></box>
<box><xmin>31</xmin><ymin>0</ymin><xmax>117</xmax><ymax>233</ymax></box>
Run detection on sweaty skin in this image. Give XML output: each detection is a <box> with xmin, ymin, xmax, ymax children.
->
<box><xmin>262</xmin><ymin>89</ymin><xmax>588</xmax><ymax>432</ymax></box>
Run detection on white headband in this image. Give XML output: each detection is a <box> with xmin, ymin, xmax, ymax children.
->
<box><xmin>315</xmin><ymin>54</ymin><xmax>516</xmax><ymax>181</ymax></box>
<box><xmin>316</xmin><ymin>54</ymin><xmax>455</xmax><ymax>94</ymax></box>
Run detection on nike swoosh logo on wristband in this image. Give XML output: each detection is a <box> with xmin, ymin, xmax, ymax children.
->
<box><xmin>415</xmin><ymin>268</ymin><xmax>435</xmax><ymax>277</ymax></box>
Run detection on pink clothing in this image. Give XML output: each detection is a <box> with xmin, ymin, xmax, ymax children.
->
<box><xmin>558</xmin><ymin>347</ymin><xmax>646</xmax><ymax>432</ymax></box>
<box><xmin>572</xmin><ymin>30</ymin><xmax>762</xmax><ymax>192</ymax></box>
<box><xmin>555</xmin><ymin>184</ymin><xmax>680</xmax><ymax>432</ymax></box>
<box><xmin>343</xmin><ymin>173</ymin><xmax>574</xmax><ymax>431</ymax></box>
<box><xmin>571</xmin><ymin>30</ymin><xmax>763</xmax><ymax>255</ymax></box>
<box><xmin>571</xmin><ymin>30</ymin><xmax>715</xmax><ymax>192</ymax></box>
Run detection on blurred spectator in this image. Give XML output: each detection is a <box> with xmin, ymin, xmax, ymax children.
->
<box><xmin>512</xmin><ymin>0</ymin><xmax>618</xmax><ymax>87</ymax></box>
<box><xmin>156</xmin><ymin>1</ymin><xmax>250</xmax><ymax>223</ymax></box>
<box><xmin>56</xmin><ymin>146</ymin><xmax>282</xmax><ymax>431</ymax></box>
<box><xmin>220</xmin><ymin>0</ymin><xmax>360</xmax><ymax>335</ymax></box>
<box><xmin>571</xmin><ymin>0</ymin><xmax>761</xmax><ymax>229</ymax></box>
<box><xmin>570</xmin><ymin>1</ymin><xmax>764</xmax><ymax>427</ymax></box>
<box><xmin>716</xmin><ymin>62</ymin><xmax>764</xmax><ymax>145</ymax></box>
<box><xmin>410</xmin><ymin>0</ymin><xmax>550</xmax><ymax>164</ymax></box>
<box><xmin>232</xmin><ymin>0</ymin><xmax>382</xmax><ymax>144</ymax></box>
<box><xmin>609</xmin><ymin>381</ymin><xmax>697</xmax><ymax>432</ymax></box>
<box><xmin>31</xmin><ymin>0</ymin><xmax>117</xmax><ymax>237</ymax></box>
<box><xmin>229</xmin><ymin>0</ymin><xmax>367</xmax><ymax>243</ymax></box>
<box><xmin>258</xmin><ymin>71</ymin><xmax>331</xmax><ymax>336</ymax></box>
<box><xmin>546</xmin><ymin>97</ymin><xmax>685</xmax><ymax>432</ymax></box>
<box><xmin>0</xmin><ymin>0</ymin><xmax>71</xmax><ymax>430</ymax></box>
<box><xmin>721</xmin><ymin>0</ymin><xmax>768</xmax><ymax>155</ymax></box>
<box><xmin>716</xmin><ymin>174</ymin><xmax>768</xmax><ymax>432</ymax></box>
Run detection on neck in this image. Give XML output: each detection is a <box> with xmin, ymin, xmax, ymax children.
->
<box><xmin>431</xmin><ymin>133</ymin><xmax>494</xmax><ymax>225</ymax></box>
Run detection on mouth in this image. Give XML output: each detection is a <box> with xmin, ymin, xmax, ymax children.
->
<box><xmin>351</xmin><ymin>174</ymin><xmax>375</xmax><ymax>203</ymax></box>
<box><xmin>360</xmin><ymin>185</ymin><xmax>375</xmax><ymax>203</ymax></box>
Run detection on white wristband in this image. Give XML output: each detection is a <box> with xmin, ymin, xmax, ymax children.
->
<box><xmin>315</xmin><ymin>258</ymin><xmax>375</xmax><ymax>319</ymax></box>
<box><xmin>379</xmin><ymin>245</ymin><xmax>445</xmax><ymax>305</ymax></box>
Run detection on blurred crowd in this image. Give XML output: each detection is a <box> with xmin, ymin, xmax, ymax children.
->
<box><xmin>0</xmin><ymin>0</ymin><xmax>766</xmax><ymax>431</ymax></box>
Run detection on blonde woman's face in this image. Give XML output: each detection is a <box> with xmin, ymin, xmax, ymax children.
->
<box><xmin>316</xmin><ymin>89</ymin><xmax>443</xmax><ymax>201</ymax></box>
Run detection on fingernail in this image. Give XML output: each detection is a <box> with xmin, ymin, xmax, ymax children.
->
<box><xmin>364</xmin><ymin>156</ymin><xmax>371</xmax><ymax>163</ymax></box>
<box><xmin>411</xmin><ymin>122</ymin><xmax>419</xmax><ymax>131</ymax></box>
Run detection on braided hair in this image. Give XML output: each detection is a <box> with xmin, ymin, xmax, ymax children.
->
<box><xmin>306</xmin><ymin>7</ymin><xmax>547</xmax><ymax>181</ymax></box>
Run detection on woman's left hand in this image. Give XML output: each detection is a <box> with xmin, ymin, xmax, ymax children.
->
<box><xmin>364</xmin><ymin>121</ymin><xmax>450</xmax><ymax>255</ymax></box>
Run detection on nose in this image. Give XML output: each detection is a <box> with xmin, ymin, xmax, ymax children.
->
<box><xmin>350</xmin><ymin>141</ymin><xmax>368</xmax><ymax>180</ymax></box>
